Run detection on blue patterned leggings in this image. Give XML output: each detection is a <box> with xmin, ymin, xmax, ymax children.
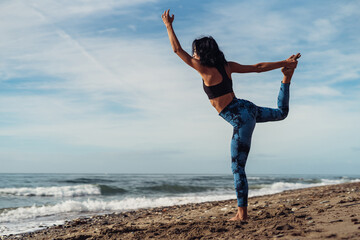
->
<box><xmin>219</xmin><ymin>82</ymin><xmax>290</xmax><ymax>207</ymax></box>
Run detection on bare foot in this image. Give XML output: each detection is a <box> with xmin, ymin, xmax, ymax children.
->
<box><xmin>229</xmin><ymin>207</ymin><xmax>248</xmax><ymax>221</ymax></box>
<box><xmin>281</xmin><ymin>67</ymin><xmax>295</xmax><ymax>83</ymax></box>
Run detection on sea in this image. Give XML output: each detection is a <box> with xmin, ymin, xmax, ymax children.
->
<box><xmin>0</xmin><ymin>173</ymin><xmax>359</xmax><ymax>236</ymax></box>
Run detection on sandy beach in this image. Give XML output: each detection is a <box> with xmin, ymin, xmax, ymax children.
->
<box><xmin>2</xmin><ymin>182</ymin><xmax>360</xmax><ymax>240</ymax></box>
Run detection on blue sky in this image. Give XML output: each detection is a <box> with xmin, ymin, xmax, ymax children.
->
<box><xmin>0</xmin><ymin>0</ymin><xmax>359</xmax><ymax>174</ymax></box>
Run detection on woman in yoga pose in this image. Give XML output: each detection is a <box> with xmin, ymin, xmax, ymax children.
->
<box><xmin>162</xmin><ymin>9</ymin><xmax>300</xmax><ymax>221</ymax></box>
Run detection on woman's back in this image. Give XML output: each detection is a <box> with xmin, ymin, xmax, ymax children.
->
<box><xmin>201</xmin><ymin>65</ymin><xmax>236</xmax><ymax>113</ymax></box>
<box><xmin>201</xmin><ymin>65</ymin><xmax>232</xmax><ymax>87</ymax></box>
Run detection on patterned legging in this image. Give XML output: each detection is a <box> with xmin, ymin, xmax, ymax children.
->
<box><xmin>219</xmin><ymin>82</ymin><xmax>290</xmax><ymax>207</ymax></box>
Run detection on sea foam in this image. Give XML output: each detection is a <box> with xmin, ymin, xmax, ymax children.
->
<box><xmin>249</xmin><ymin>178</ymin><xmax>360</xmax><ymax>197</ymax></box>
<box><xmin>0</xmin><ymin>194</ymin><xmax>235</xmax><ymax>225</ymax></box>
<box><xmin>0</xmin><ymin>184</ymin><xmax>100</xmax><ymax>197</ymax></box>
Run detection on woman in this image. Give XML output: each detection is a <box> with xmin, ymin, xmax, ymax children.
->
<box><xmin>162</xmin><ymin>9</ymin><xmax>300</xmax><ymax>221</ymax></box>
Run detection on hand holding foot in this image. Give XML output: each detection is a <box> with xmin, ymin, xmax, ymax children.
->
<box><xmin>284</xmin><ymin>53</ymin><xmax>301</xmax><ymax>68</ymax></box>
<box><xmin>282</xmin><ymin>53</ymin><xmax>300</xmax><ymax>83</ymax></box>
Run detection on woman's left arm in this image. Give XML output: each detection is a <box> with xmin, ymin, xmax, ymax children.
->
<box><xmin>229</xmin><ymin>54</ymin><xmax>300</xmax><ymax>74</ymax></box>
<box><xmin>162</xmin><ymin>10</ymin><xmax>204</xmax><ymax>72</ymax></box>
<box><xmin>229</xmin><ymin>59</ymin><xmax>296</xmax><ymax>74</ymax></box>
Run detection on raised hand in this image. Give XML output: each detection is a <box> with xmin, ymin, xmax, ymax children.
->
<box><xmin>162</xmin><ymin>9</ymin><xmax>174</xmax><ymax>27</ymax></box>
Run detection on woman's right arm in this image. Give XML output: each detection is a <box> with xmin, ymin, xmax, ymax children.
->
<box><xmin>162</xmin><ymin>9</ymin><xmax>205</xmax><ymax>73</ymax></box>
<box><xmin>229</xmin><ymin>54</ymin><xmax>300</xmax><ymax>73</ymax></box>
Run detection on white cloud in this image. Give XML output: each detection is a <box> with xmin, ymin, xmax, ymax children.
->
<box><xmin>25</xmin><ymin>0</ymin><xmax>158</xmax><ymax>21</ymax></box>
<box><xmin>1</xmin><ymin>0</ymin><xmax>359</xmax><ymax>174</ymax></box>
<box><xmin>296</xmin><ymin>86</ymin><xmax>341</xmax><ymax>98</ymax></box>
<box><xmin>307</xmin><ymin>18</ymin><xmax>337</xmax><ymax>42</ymax></box>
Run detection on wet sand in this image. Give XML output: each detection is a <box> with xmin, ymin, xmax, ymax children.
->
<box><xmin>3</xmin><ymin>182</ymin><xmax>360</xmax><ymax>240</ymax></box>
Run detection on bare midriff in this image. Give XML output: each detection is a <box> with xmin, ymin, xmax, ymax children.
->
<box><xmin>210</xmin><ymin>92</ymin><xmax>235</xmax><ymax>113</ymax></box>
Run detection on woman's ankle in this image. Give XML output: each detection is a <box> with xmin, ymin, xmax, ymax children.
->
<box><xmin>282</xmin><ymin>72</ymin><xmax>294</xmax><ymax>83</ymax></box>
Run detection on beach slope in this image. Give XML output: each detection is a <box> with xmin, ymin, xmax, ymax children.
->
<box><xmin>4</xmin><ymin>182</ymin><xmax>360</xmax><ymax>240</ymax></box>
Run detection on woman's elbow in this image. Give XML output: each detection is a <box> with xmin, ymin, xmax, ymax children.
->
<box><xmin>254</xmin><ymin>64</ymin><xmax>263</xmax><ymax>73</ymax></box>
<box><xmin>173</xmin><ymin>46</ymin><xmax>182</xmax><ymax>54</ymax></box>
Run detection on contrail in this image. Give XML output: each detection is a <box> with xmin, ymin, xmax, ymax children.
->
<box><xmin>23</xmin><ymin>1</ymin><xmax>124</xmax><ymax>88</ymax></box>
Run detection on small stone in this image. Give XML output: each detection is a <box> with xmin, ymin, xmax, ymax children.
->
<box><xmin>307</xmin><ymin>220</ymin><xmax>314</xmax><ymax>224</ymax></box>
<box><xmin>320</xmin><ymin>200</ymin><xmax>330</xmax><ymax>204</ymax></box>
<box><xmin>291</xmin><ymin>208</ymin><xmax>298</xmax><ymax>212</ymax></box>
<box><xmin>305</xmin><ymin>216</ymin><xmax>313</xmax><ymax>220</ymax></box>
<box><xmin>326</xmin><ymin>234</ymin><xmax>337</xmax><ymax>238</ymax></box>
<box><xmin>329</xmin><ymin>219</ymin><xmax>343</xmax><ymax>223</ymax></box>
<box><xmin>277</xmin><ymin>211</ymin><xmax>287</xmax><ymax>216</ymax></box>
<box><xmin>347</xmin><ymin>197</ymin><xmax>355</xmax><ymax>202</ymax></box>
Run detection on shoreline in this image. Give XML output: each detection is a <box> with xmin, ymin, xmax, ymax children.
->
<box><xmin>3</xmin><ymin>182</ymin><xmax>360</xmax><ymax>239</ymax></box>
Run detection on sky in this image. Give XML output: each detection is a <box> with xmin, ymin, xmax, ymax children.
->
<box><xmin>0</xmin><ymin>0</ymin><xmax>359</xmax><ymax>174</ymax></box>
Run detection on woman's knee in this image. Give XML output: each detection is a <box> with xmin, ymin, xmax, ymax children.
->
<box><xmin>279</xmin><ymin>107</ymin><xmax>289</xmax><ymax>120</ymax></box>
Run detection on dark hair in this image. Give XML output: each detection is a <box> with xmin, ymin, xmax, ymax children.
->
<box><xmin>192</xmin><ymin>36</ymin><xmax>227</xmax><ymax>68</ymax></box>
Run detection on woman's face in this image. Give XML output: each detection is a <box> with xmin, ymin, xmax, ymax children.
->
<box><xmin>192</xmin><ymin>48</ymin><xmax>200</xmax><ymax>60</ymax></box>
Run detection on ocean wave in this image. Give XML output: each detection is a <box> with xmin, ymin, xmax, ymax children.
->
<box><xmin>0</xmin><ymin>194</ymin><xmax>236</xmax><ymax>224</ymax></box>
<box><xmin>1</xmin><ymin>177</ymin><xmax>359</xmax><ymax>236</ymax></box>
<box><xmin>249</xmin><ymin>178</ymin><xmax>360</xmax><ymax>197</ymax></box>
<box><xmin>4</xmin><ymin>177</ymin><xmax>356</xmax><ymax>223</ymax></box>
<box><xmin>58</xmin><ymin>177</ymin><xmax>116</xmax><ymax>184</ymax></box>
<box><xmin>5</xmin><ymin>178</ymin><xmax>357</xmax><ymax>223</ymax></box>
<box><xmin>189</xmin><ymin>176</ymin><xmax>233</xmax><ymax>181</ymax></box>
<box><xmin>0</xmin><ymin>184</ymin><xmax>128</xmax><ymax>197</ymax></box>
<box><xmin>137</xmin><ymin>184</ymin><xmax>217</xmax><ymax>193</ymax></box>
<box><xmin>0</xmin><ymin>185</ymin><xmax>101</xmax><ymax>197</ymax></box>
<box><xmin>99</xmin><ymin>185</ymin><xmax>127</xmax><ymax>195</ymax></box>
<box><xmin>321</xmin><ymin>178</ymin><xmax>360</xmax><ymax>185</ymax></box>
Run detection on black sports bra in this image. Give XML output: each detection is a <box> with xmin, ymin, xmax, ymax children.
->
<box><xmin>202</xmin><ymin>65</ymin><xmax>233</xmax><ymax>99</ymax></box>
